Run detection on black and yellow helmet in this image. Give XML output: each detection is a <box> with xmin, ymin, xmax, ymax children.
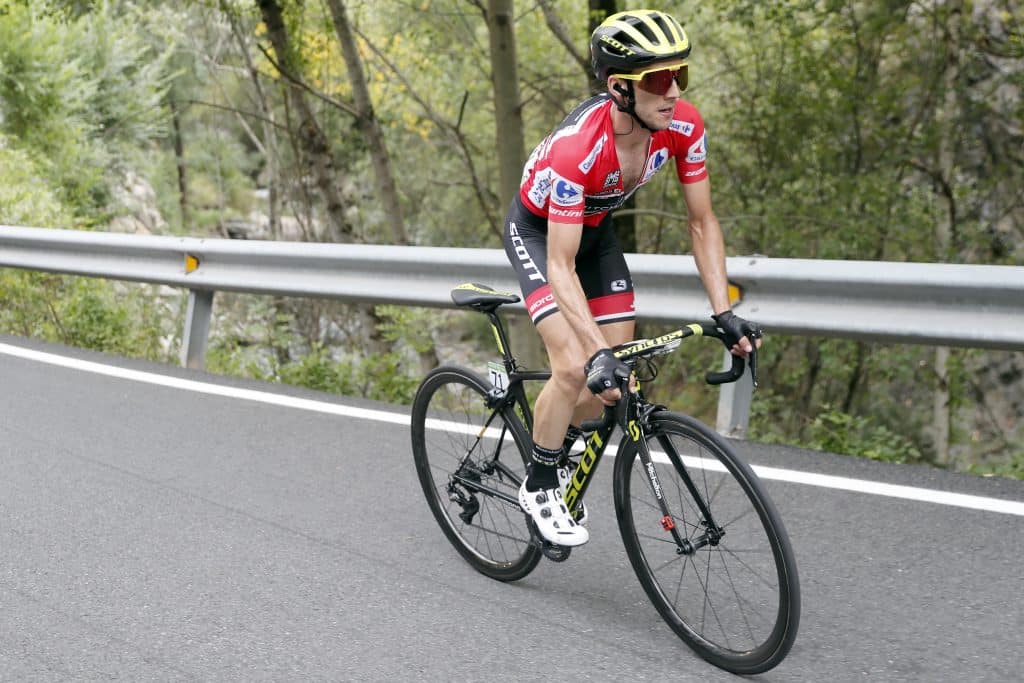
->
<box><xmin>590</xmin><ymin>9</ymin><xmax>691</xmax><ymax>82</ymax></box>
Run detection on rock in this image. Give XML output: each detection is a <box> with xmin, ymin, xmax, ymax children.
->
<box><xmin>108</xmin><ymin>169</ymin><xmax>168</xmax><ymax>235</ymax></box>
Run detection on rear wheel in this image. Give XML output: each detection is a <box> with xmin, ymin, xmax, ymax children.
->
<box><xmin>411</xmin><ymin>365</ymin><xmax>541</xmax><ymax>581</ymax></box>
<box><xmin>613</xmin><ymin>411</ymin><xmax>800</xmax><ymax>674</ymax></box>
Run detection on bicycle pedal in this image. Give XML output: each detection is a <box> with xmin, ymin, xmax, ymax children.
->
<box><xmin>525</xmin><ymin>516</ymin><xmax>573</xmax><ymax>563</ymax></box>
<box><xmin>540</xmin><ymin>542</ymin><xmax>572</xmax><ymax>563</ymax></box>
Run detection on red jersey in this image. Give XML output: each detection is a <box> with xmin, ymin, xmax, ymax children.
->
<box><xmin>518</xmin><ymin>94</ymin><xmax>708</xmax><ymax>227</ymax></box>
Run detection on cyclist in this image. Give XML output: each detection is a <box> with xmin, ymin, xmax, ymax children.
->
<box><xmin>503</xmin><ymin>9</ymin><xmax>761</xmax><ymax>547</ymax></box>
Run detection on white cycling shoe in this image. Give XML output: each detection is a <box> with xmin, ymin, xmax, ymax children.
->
<box><xmin>557</xmin><ymin>465</ymin><xmax>589</xmax><ymax>525</ymax></box>
<box><xmin>519</xmin><ymin>480</ymin><xmax>589</xmax><ymax>547</ymax></box>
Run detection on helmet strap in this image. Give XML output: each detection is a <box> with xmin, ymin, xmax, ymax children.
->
<box><xmin>611</xmin><ymin>81</ymin><xmax>655</xmax><ymax>133</ymax></box>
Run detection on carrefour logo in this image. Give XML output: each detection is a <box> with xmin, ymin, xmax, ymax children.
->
<box><xmin>551</xmin><ymin>173</ymin><xmax>583</xmax><ymax>207</ymax></box>
<box><xmin>670</xmin><ymin>120</ymin><xmax>695</xmax><ymax>136</ymax></box>
<box><xmin>641</xmin><ymin>147</ymin><xmax>670</xmax><ymax>183</ymax></box>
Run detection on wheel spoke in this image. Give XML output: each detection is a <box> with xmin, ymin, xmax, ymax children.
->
<box><xmin>719</xmin><ymin>505</ymin><xmax>758</xmax><ymax>530</ymax></box>
<box><xmin>714</xmin><ymin>544</ymin><xmax>780</xmax><ymax>591</ymax></box>
<box><xmin>715</xmin><ymin>547</ymin><xmax>759</xmax><ymax>646</ymax></box>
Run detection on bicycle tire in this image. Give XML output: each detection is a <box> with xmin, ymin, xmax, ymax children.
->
<box><xmin>411</xmin><ymin>365</ymin><xmax>541</xmax><ymax>581</ymax></box>
<box><xmin>613</xmin><ymin>411</ymin><xmax>800</xmax><ymax>674</ymax></box>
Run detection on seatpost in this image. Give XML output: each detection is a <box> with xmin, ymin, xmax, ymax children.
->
<box><xmin>486</xmin><ymin>310</ymin><xmax>517</xmax><ymax>370</ymax></box>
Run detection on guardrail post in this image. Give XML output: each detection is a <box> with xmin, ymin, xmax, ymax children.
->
<box><xmin>180</xmin><ymin>289</ymin><xmax>214</xmax><ymax>369</ymax></box>
<box><xmin>715</xmin><ymin>349</ymin><xmax>753</xmax><ymax>438</ymax></box>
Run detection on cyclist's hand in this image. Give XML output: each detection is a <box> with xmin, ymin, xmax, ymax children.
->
<box><xmin>712</xmin><ymin>310</ymin><xmax>763</xmax><ymax>358</ymax></box>
<box><xmin>585</xmin><ymin>348</ymin><xmax>632</xmax><ymax>405</ymax></box>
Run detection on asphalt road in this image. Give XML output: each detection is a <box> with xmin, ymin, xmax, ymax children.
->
<box><xmin>1</xmin><ymin>335</ymin><xmax>1021</xmax><ymax>681</ymax></box>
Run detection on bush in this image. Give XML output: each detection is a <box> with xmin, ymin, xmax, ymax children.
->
<box><xmin>967</xmin><ymin>451</ymin><xmax>1024</xmax><ymax>481</ymax></box>
<box><xmin>0</xmin><ymin>272</ymin><xmax>171</xmax><ymax>361</ymax></box>
<box><xmin>356</xmin><ymin>352</ymin><xmax>419</xmax><ymax>404</ymax></box>
<box><xmin>803</xmin><ymin>406</ymin><xmax>923</xmax><ymax>464</ymax></box>
<box><xmin>0</xmin><ymin>139</ymin><xmax>72</xmax><ymax>226</ymax></box>
<box><xmin>278</xmin><ymin>346</ymin><xmax>355</xmax><ymax>395</ymax></box>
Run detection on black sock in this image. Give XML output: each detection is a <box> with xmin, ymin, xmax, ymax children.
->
<box><xmin>526</xmin><ymin>444</ymin><xmax>562</xmax><ymax>491</ymax></box>
<box><xmin>562</xmin><ymin>425</ymin><xmax>584</xmax><ymax>459</ymax></box>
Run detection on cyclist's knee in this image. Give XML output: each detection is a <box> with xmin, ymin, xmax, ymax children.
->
<box><xmin>550</xmin><ymin>362</ymin><xmax>586</xmax><ymax>397</ymax></box>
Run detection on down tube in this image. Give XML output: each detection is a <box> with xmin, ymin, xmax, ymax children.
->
<box><xmin>563</xmin><ymin>424</ymin><xmax>615</xmax><ymax>519</ymax></box>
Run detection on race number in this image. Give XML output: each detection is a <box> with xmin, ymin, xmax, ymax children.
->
<box><xmin>487</xmin><ymin>361</ymin><xmax>508</xmax><ymax>392</ymax></box>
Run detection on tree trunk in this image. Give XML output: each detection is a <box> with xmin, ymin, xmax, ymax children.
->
<box><xmin>842</xmin><ymin>342</ymin><xmax>866</xmax><ymax>414</ymax></box>
<box><xmin>932</xmin><ymin>0</ymin><xmax>963</xmax><ymax>466</ymax></box>
<box><xmin>169</xmin><ymin>98</ymin><xmax>190</xmax><ymax>231</ymax></box>
<box><xmin>256</xmin><ymin>0</ymin><xmax>352</xmax><ymax>243</ymax></box>
<box><xmin>325</xmin><ymin>0</ymin><xmax>408</xmax><ymax>245</ymax></box>
<box><xmin>586</xmin><ymin>1</ymin><xmax>636</xmax><ymax>250</ymax></box>
<box><xmin>223</xmin><ymin>4</ymin><xmax>281</xmax><ymax>240</ymax></box>
<box><xmin>588</xmin><ymin>0</ymin><xmax>618</xmax><ymax>91</ymax></box>
<box><xmin>486</xmin><ymin>0</ymin><xmax>526</xmax><ymax>210</ymax></box>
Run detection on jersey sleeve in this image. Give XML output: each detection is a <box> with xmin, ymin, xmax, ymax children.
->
<box><xmin>671</xmin><ymin>102</ymin><xmax>708</xmax><ymax>185</ymax></box>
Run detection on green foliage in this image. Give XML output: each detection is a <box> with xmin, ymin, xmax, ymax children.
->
<box><xmin>201</xmin><ymin>298</ymin><xmax>424</xmax><ymax>405</ymax></box>
<box><xmin>0</xmin><ymin>139</ymin><xmax>175</xmax><ymax>353</ymax></box>
<box><xmin>375</xmin><ymin>304</ymin><xmax>437</xmax><ymax>354</ymax></box>
<box><xmin>967</xmin><ymin>452</ymin><xmax>1024</xmax><ymax>481</ymax></box>
<box><xmin>356</xmin><ymin>352</ymin><xmax>419</xmax><ymax>404</ymax></box>
<box><xmin>0</xmin><ymin>0</ymin><xmax>174</xmax><ymax>216</ymax></box>
<box><xmin>0</xmin><ymin>271</ymin><xmax>171</xmax><ymax>360</ymax></box>
<box><xmin>750</xmin><ymin>396</ymin><xmax>923</xmax><ymax>464</ymax></box>
<box><xmin>803</xmin><ymin>407</ymin><xmax>923</xmax><ymax>464</ymax></box>
<box><xmin>205</xmin><ymin>338</ymin><xmax>271</xmax><ymax>382</ymax></box>
<box><xmin>0</xmin><ymin>138</ymin><xmax>73</xmax><ymax>226</ymax></box>
<box><xmin>273</xmin><ymin>346</ymin><xmax>417</xmax><ymax>404</ymax></box>
<box><xmin>277</xmin><ymin>345</ymin><xmax>355</xmax><ymax>394</ymax></box>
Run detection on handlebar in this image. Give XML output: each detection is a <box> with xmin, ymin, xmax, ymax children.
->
<box><xmin>706</xmin><ymin>352</ymin><xmax>747</xmax><ymax>386</ymax></box>
<box><xmin>579</xmin><ymin>321</ymin><xmax>760</xmax><ymax>433</ymax></box>
<box><xmin>611</xmin><ymin>322</ymin><xmax>759</xmax><ymax>387</ymax></box>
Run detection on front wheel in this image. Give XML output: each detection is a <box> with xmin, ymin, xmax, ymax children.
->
<box><xmin>613</xmin><ymin>411</ymin><xmax>800</xmax><ymax>674</ymax></box>
<box><xmin>411</xmin><ymin>365</ymin><xmax>541</xmax><ymax>581</ymax></box>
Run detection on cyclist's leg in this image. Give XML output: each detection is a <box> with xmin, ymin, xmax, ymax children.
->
<box><xmin>503</xmin><ymin>201</ymin><xmax>589</xmax><ymax>545</ymax></box>
<box><xmin>530</xmin><ymin>275</ymin><xmax>636</xmax><ymax>451</ymax></box>
<box><xmin>502</xmin><ymin>199</ymin><xmax>578</xmax><ymax>457</ymax></box>
<box><xmin>569</xmin><ymin>220</ymin><xmax>636</xmax><ymax>426</ymax></box>
<box><xmin>533</xmin><ymin>312</ymin><xmax>588</xmax><ymax>451</ymax></box>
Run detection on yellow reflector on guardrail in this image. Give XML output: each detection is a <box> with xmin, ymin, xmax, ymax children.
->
<box><xmin>728</xmin><ymin>281</ymin><xmax>742</xmax><ymax>307</ymax></box>
<box><xmin>185</xmin><ymin>254</ymin><xmax>200</xmax><ymax>274</ymax></box>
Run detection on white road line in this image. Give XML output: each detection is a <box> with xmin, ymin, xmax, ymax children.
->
<box><xmin>3</xmin><ymin>342</ymin><xmax>1022</xmax><ymax>517</ymax></box>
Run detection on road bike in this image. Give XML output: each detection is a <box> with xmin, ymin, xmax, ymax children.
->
<box><xmin>410</xmin><ymin>283</ymin><xmax>800</xmax><ymax>674</ymax></box>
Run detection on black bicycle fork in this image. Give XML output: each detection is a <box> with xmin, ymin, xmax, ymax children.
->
<box><xmin>624</xmin><ymin>397</ymin><xmax>725</xmax><ymax>556</ymax></box>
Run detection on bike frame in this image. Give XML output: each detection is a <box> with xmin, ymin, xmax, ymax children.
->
<box><xmin>465</xmin><ymin>310</ymin><xmax>726</xmax><ymax>555</ymax></box>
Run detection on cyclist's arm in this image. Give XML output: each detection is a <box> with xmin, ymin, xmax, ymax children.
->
<box><xmin>683</xmin><ymin>178</ymin><xmax>755</xmax><ymax>354</ymax></box>
<box><xmin>546</xmin><ymin>219</ymin><xmax>607</xmax><ymax>357</ymax></box>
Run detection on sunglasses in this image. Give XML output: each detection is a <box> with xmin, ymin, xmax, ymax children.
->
<box><xmin>617</xmin><ymin>64</ymin><xmax>689</xmax><ymax>96</ymax></box>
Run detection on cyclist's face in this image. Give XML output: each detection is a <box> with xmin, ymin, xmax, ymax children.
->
<box><xmin>611</xmin><ymin>61</ymin><xmax>685</xmax><ymax>131</ymax></box>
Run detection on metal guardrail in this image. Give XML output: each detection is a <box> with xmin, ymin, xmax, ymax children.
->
<box><xmin>2</xmin><ymin>225</ymin><xmax>1023</xmax><ymax>436</ymax></box>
